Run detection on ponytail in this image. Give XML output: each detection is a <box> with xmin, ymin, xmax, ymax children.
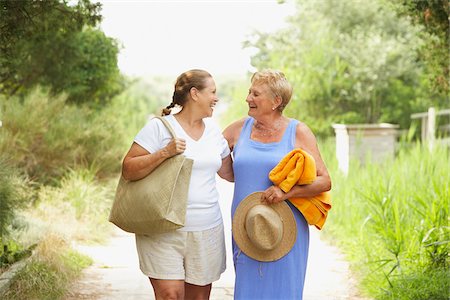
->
<box><xmin>161</xmin><ymin>100</ymin><xmax>176</xmax><ymax>116</ymax></box>
<box><xmin>162</xmin><ymin>69</ymin><xmax>212</xmax><ymax>116</ymax></box>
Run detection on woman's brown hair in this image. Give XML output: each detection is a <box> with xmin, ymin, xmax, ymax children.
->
<box><xmin>162</xmin><ymin>69</ymin><xmax>212</xmax><ymax>116</ymax></box>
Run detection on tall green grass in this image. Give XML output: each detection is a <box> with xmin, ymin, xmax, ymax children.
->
<box><xmin>0</xmin><ymin>79</ymin><xmax>171</xmax><ymax>296</ymax></box>
<box><xmin>323</xmin><ymin>142</ymin><xmax>449</xmax><ymax>299</ymax></box>
<box><xmin>0</xmin><ymin>158</ymin><xmax>34</xmax><ymax>268</ymax></box>
<box><xmin>21</xmin><ymin>168</ymin><xmax>116</xmax><ymax>244</ymax></box>
<box><xmin>0</xmin><ymin>83</ymin><xmax>161</xmax><ymax>183</ymax></box>
<box><xmin>1</xmin><ymin>235</ymin><xmax>92</xmax><ymax>300</ymax></box>
<box><xmin>0</xmin><ymin>89</ymin><xmax>124</xmax><ymax>183</ymax></box>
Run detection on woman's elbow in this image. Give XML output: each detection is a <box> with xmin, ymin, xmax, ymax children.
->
<box><xmin>121</xmin><ymin>160</ymin><xmax>135</xmax><ymax>181</ymax></box>
<box><xmin>218</xmin><ymin>171</ymin><xmax>234</xmax><ymax>182</ymax></box>
<box><xmin>324</xmin><ymin>175</ymin><xmax>332</xmax><ymax>192</ymax></box>
<box><xmin>121</xmin><ymin>166</ymin><xmax>131</xmax><ymax>181</ymax></box>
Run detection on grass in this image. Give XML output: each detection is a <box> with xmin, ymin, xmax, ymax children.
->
<box><xmin>0</xmin><ymin>85</ymin><xmax>155</xmax><ymax>297</ymax></box>
<box><xmin>1</xmin><ymin>167</ymin><xmax>117</xmax><ymax>298</ymax></box>
<box><xmin>38</xmin><ymin>168</ymin><xmax>115</xmax><ymax>242</ymax></box>
<box><xmin>16</xmin><ymin>168</ymin><xmax>117</xmax><ymax>246</ymax></box>
<box><xmin>1</xmin><ymin>235</ymin><xmax>92</xmax><ymax>300</ymax></box>
<box><xmin>3</xmin><ymin>84</ymin><xmax>446</xmax><ymax>299</ymax></box>
<box><xmin>322</xmin><ymin>141</ymin><xmax>449</xmax><ymax>299</ymax></box>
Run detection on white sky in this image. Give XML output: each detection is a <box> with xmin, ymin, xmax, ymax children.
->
<box><xmin>98</xmin><ymin>0</ymin><xmax>295</xmax><ymax>77</ymax></box>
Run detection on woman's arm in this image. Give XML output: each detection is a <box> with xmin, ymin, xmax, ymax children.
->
<box><xmin>222</xmin><ymin>118</ymin><xmax>246</xmax><ymax>151</ymax></box>
<box><xmin>122</xmin><ymin>138</ymin><xmax>186</xmax><ymax>181</ymax></box>
<box><xmin>263</xmin><ymin>122</ymin><xmax>332</xmax><ymax>204</ymax></box>
<box><xmin>217</xmin><ymin>118</ymin><xmax>248</xmax><ymax>183</ymax></box>
<box><xmin>217</xmin><ymin>154</ymin><xmax>234</xmax><ymax>182</ymax></box>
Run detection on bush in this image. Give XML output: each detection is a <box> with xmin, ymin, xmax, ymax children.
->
<box><xmin>0</xmin><ymin>89</ymin><xmax>126</xmax><ymax>183</ymax></box>
<box><xmin>1</xmin><ymin>235</ymin><xmax>92</xmax><ymax>300</ymax></box>
<box><xmin>32</xmin><ymin>168</ymin><xmax>115</xmax><ymax>243</ymax></box>
<box><xmin>0</xmin><ymin>158</ymin><xmax>33</xmax><ymax>267</ymax></box>
<box><xmin>324</xmin><ymin>142</ymin><xmax>449</xmax><ymax>299</ymax></box>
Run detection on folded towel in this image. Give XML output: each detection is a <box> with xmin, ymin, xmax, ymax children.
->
<box><xmin>269</xmin><ymin>148</ymin><xmax>331</xmax><ymax>230</ymax></box>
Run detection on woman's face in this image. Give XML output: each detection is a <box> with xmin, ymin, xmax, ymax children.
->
<box><xmin>246</xmin><ymin>83</ymin><xmax>276</xmax><ymax>119</ymax></box>
<box><xmin>196</xmin><ymin>77</ymin><xmax>218</xmax><ymax>118</ymax></box>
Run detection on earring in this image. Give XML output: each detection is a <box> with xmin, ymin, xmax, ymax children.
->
<box><xmin>272</xmin><ymin>107</ymin><xmax>276</xmax><ymax>111</ymax></box>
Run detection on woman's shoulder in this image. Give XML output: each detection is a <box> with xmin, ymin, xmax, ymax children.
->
<box><xmin>292</xmin><ymin>119</ymin><xmax>309</xmax><ymax>131</ymax></box>
<box><xmin>222</xmin><ymin>117</ymin><xmax>248</xmax><ymax>146</ymax></box>
<box><xmin>140</xmin><ymin>115</ymin><xmax>173</xmax><ymax>136</ymax></box>
<box><xmin>224</xmin><ymin>117</ymin><xmax>248</xmax><ymax>131</ymax></box>
<box><xmin>292</xmin><ymin>119</ymin><xmax>317</xmax><ymax>145</ymax></box>
<box><xmin>223</xmin><ymin>117</ymin><xmax>248</xmax><ymax>136</ymax></box>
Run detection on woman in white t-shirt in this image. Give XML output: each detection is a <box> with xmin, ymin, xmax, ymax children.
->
<box><xmin>121</xmin><ymin>69</ymin><xmax>234</xmax><ymax>300</ymax></box>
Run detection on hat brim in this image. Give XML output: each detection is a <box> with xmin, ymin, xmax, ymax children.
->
<box><xmin>232</xmin><ymin>192</ymin><xmax>297</xmax><ymax>262</ymax></box>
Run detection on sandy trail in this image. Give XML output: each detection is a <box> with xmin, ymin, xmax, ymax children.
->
<box><xmin>66</xmin><ymin>179</ymin><xmax>366</xmax><ymax>300</ymax></box>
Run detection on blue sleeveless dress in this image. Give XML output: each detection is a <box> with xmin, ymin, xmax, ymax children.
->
<box><xmin>231</xmin><ymin>117</ymin><xmax>310</xmax><ymax>300</ymax></box>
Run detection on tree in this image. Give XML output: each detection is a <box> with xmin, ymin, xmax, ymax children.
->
<box><xmin>0</xmin><ymin>0</ymin><xmax>123</xmax><ymax>105</ymax></box>
<box><xmin>51</xmin><ymin>28</ymin><xmax>124</xmax><ymax>105</ymax></box>
<box><xmin>385</xmin><ymin>0</ymin><xmax>449</xmax><ymax>98</ymax></box>
<box><xmin>246</xmin><ymin>0</ymin><xmax>433</xmax><ymax>136</ymax></box>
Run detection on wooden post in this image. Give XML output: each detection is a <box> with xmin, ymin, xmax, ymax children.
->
<box><xmin>427</xmin><ymin>107</ymin><xmax>436</xmax><ymax>150</ymax></box>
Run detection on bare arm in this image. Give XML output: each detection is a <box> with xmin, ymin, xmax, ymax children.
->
<box><xmin>219</xmin><ymin>118</ymin><xmax>247</xmax><ymax>182</ymax></box>
<box><xmin>222</xmin><ymin>118</ymin><xmax>246</xmax><ymax>151</ymax></box>
<box><xmin>263</xmin><ymin>122</ymin><xmax>332</xmax><ymax>203</ymax></box>
<box><xmin>122</xmin><ymin>138</ymin><xmax>186</xmax><ymax>181</ymax></box>
<box><xmin>217</xmin><ymin>154</ymin><xmax>234</xmax><ymax>182</ymax></box>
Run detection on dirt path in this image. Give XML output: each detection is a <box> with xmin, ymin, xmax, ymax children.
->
<box><xmin>66</xmin><ymin>179</ymin><xmax>366</xmax><ymax>300</ymax></box>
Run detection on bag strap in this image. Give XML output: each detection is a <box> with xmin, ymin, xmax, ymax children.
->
<box><xmin>154</xmin><ymin>116</ymin><xmax>177</xmax><ymax>139</ymax></box>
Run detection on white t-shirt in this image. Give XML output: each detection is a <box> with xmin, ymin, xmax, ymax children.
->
<box><xmin>134</xmin><ymin>114</ymin><xmax>230</xmax><ymax>231</ymax></box>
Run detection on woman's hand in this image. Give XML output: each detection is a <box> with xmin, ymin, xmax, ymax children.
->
<box><xmin>162</xmin><ymin>138</ymin><xmax>186</xmax><ymax>158</ymax></box>
<box><xmin>122</xmin><ymin>138</ymin><xmax>185</xmax><ymax>181</ymax></box>
<box><xmin>262</xmin><ymin>185</ymin><xmax>286</xmax><ymax>204</ymax></box>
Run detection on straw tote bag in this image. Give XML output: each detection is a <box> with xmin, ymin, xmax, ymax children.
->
<box><xmin>109</xmin><ymin>116</ymin><xmax>193</xmax><ymax>235</ymax></box>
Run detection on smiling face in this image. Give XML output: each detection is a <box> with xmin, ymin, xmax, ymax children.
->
<box><xmin>246</xmin><ymin>83</ymin><xmax>276</xmax><ymax>119</ymax></box>
<box><xmin>195</xmin><ymin>76</ymin><xmax>218</xmax><ymax>118</ymax></box>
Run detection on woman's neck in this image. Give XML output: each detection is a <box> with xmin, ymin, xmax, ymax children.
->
<box><xmin>174</xmin><ymin>108</ymin><xmax>203</xmax><ymax>127</ymax></box>
<box><xmin>252</xmin><ymin>115</ymin><xmax>288</xmax><ymax>139</ymax></box>
<box><xmin>253</xmin><ymin>115</ymin><xmax>285</xmax><ymax>130</ymax></box>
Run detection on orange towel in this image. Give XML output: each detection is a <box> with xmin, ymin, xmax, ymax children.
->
<box><xmin>269</xmin><ymin>148</ymin><xmax>331</xmax><ymax>230</ymax></box>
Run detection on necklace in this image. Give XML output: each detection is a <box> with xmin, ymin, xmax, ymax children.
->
<box><xmin>253</xmin><ymin>119</ymin><xmax>284</xmax><ymax>137</ymax></box>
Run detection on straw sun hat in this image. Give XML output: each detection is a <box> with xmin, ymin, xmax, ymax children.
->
<box><xmin>232</xmin><ymin>192</ymin><xmax>297</xmax><ymax>262</ymax></box>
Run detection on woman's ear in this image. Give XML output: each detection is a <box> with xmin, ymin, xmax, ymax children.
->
<box><xmin>273</xmin><ymin>95</ymin><xmax>283</xmax><ymax>110</ymax></box>
<box><xmin>189</xmin><ymin>87</ymin><xmax>199</xmax><ymax>101</ymax></box>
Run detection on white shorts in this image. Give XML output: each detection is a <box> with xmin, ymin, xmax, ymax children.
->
<box><xmin>135</xmin><ymin>223</ymin><xmax>226</xmax><ymax>286</ymax></box>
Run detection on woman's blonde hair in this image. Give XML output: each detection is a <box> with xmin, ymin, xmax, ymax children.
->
<box><xmin>251</xmin><ymin>69</ymin><xmax>293</xmax><ymax>112</ymax></box>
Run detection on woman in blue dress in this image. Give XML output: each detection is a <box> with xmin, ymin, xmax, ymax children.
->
<box><xmin>223</xmin><ymin>70</ymin><xmax>332</xmax><ymax>300</ymax></box>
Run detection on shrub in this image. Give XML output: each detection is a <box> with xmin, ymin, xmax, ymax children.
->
<box><xmin>324</xmin><ymin>142</ymin><xmax>449</xmax><ymax>299</ymax></box>
<box><xmin>0</xmin><ymin>89</ymin><xmax>125</xmax><ymax>183</ymax></box>
<box><xmin>1</xmin><ymin>234</ymin><xmax>92</xmax><ymax>300</ymax></box>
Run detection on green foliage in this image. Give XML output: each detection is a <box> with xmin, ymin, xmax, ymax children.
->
<box><xmin>1</xmin><ymin>235</ymin><xmax>92</xmax><ymax>300</ymax></box>
<box><xmin>385</xmin><ymin>0</ymin><xmax>449</xmax><ymax>97</ymax></box>
<box><xmin>0</xmin><ymin>159</ymin><xmax>32</xmax><ymax>241</ymax></box>
<box><xmin>0</xmin><ymin>241</ymin><xmax>35</xmax><ymax>269</ymax></box>
<box><xmin>215</xmin><ymin>75</ymin><xmax>250</xmax><ymax>128</ymax></box>
<box><xmin>245</xmin><ymin>0</ymin><xmax>440</xmax><ymax>136</ymax></box>
<box><xmin>0</xmin><ymin>75</ymin><xmax>173</xmax><ymax>182</ymax></box>
<box><xmin>380</xmin><ymin>268</ymin><xmax>449</xmax><ymax>300</ymax></box>
<box><xmin>0</xmin><ymin>89</ymin><xmax>127</xmax><ymax>182</ymax></box>
<box><xmin>0</xmin><ymin>0</ymin><xmax>124</xmax><ymax>105</ymax></box>
<box><xmin>35</xmin><ymin>168</ymin><xmax>115</xmax><ymax>242</ymax></box>
<box><xmin>324</xmin><ymin>143</ymin><xmax>449</xmax><ymax>299</ymax></box>
<box><xmin>54</xmin><ymin>28</ymin><xmax>125</xmax><ymax>105</ymax></box>
<box><xmin>98</xmin><ymin>76</ymin><xmax>174</xmax><ymax>154</ymax></box>
<box><xmin>0</xmin><ymin>77</ymin><xmax>168</xmax><ymax>242</ymax></box>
